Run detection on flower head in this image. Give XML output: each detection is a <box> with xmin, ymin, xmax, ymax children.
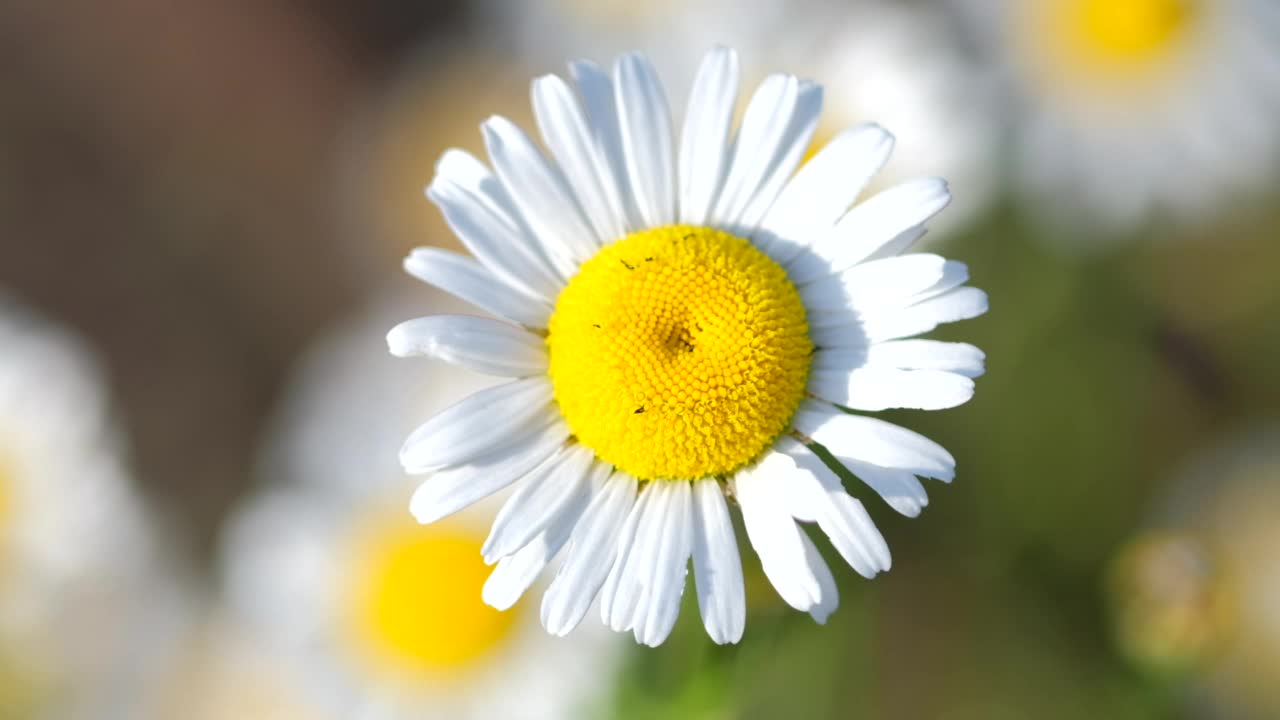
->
<box><xmin>225</xmin><ymin>304</ymin><xmax>620</xmax><ymax>718</ymax></box>
<box><xmin>0</xmin><ymin>296</ymin><xmax>157</xmax><ymax>714</ymax></box>
<box><xmin>968</xmin><ymin>0</ymin><xmax>1280</xmax><ymax>230</ymax></box>
<box><xmin>389</xmin><ymin>48</ymin><xmax>988</xmax><ymax>645</ymax></box>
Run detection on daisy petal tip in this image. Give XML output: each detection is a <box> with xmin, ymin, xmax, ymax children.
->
<box><xmin>407</xmin><ymin>490</ymin><xmax>438</xmax><ymax>525</ymax></box>
<box><xmin>707</xmin><ymin>45</ymin><xmax>739</xmax><ymax>68</ymax></box>
<box><xmin>422</xmin><ymin>182</ymin><xmax>445</xmax><ymax>206</ymax></box>
<box><xmin>566</xmin><ymin>57</ymin><xmax>602</xmax><ymax>79</ymax></box>
<box><xmin>481</xmin><ymin>586</ymin><xmax>514</xmax><ymax>612</ymax></box>
<box><xmin>708</xmin><ymin>624</ymin><xmax>744</xmax><ymax>645</ymax></box>
<box><xmin>971</xmin><ymin>289</ymin><xmax>990</xmax><ymax>316</ymax></box>
<box><xmin>384</xmin><ymin>323</ymin><xmax>417</xmax><ymax>358</ymax></box>
<box><xmin>433</xmin><ymin>147</ymin><xmax>468</xmax><ymax>171</ymax></box>
<box><xmin>809</xmin><ymin>608</ymin><xmax>834</xmax><ymax>625</ymax></box>
<box><xmin>479</xmin><ymin>115</ymin><xmax>517</xmax><ymax>141</ymax></box>
<box><xmin>924</xmin><ymin>177</ymin><xmax>952</xmax><ymax>205</ymax></box>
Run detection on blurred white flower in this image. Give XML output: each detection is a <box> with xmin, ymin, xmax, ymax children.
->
<box><xmin>479</xmin><ymin>0</ymin><xmax>788</xmax><ymax>81</ymax></box>
<box><xmin>136</xmin><ymin>600</ymin><xmax>330</xmax><ymax>720</ymax></box>
<box><xmin>479</xmin><ymin>0</ymin><xmax>997</xmax><ymax>240</ymax></box>
<box><xmin>1113</xmin><ymin>425</ymin><xmax>1280</xmax><ymax>716</ymax></box>
<box><xmin>0</xmin><ymin>295</ymin><xmax>160</xmax><ymax>719</ymax></box>
<box><xmin>221</xmin><ymin>296</ymin><xmax>621</xmax><ymax>720</ymax></box>
<box><xmin>800</xmin><ymin>2</ymin><xmax>999</xmax><ymax>237</ymax></box>
<box><xmin>962</xmin><ymin>0</ymin><xmax>1280</xmax><ymax>234</ymax></box>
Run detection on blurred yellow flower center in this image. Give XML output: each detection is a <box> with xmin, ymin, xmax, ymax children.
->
<box><xmin>1062</xmin><ymin>0</ymin><xmax>1194</xmax><ymax>65</ymax></box>
<box><xmin>547</xmin><ymin>225</ymin><xmax>812</xmax><ymax>481</ymax></box>
<box><xmin>1107</xmin><ymin>532</ymin><xmax>1235</xmax><ymax>672</ymax></box>
<box><xmin>0</xmin><ymin>450</ymin><xmax>11</xmax><ymax>535</ymax></box>
<box><xmin>347</xmin><ymin>521</ymin><xmax>516</xmax><ymax>674</ymax></box>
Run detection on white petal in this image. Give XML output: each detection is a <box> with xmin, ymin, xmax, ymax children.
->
<box><xmin>609</xmin><ymin>481</ymin><xmax>671</xmax><ymax>634</ymax></box>
<box><xmin>481</xmin><ymin>115</ymin><xmax>598</xmax><ymax>272</ymax></box>
<box><xmin>482</xmin><ymin>444</ymin><xmax>594</xmax><ymax>563</ymax></box>
<box><xmin>812</xmin><ymin>346</ymin><xmax>868</xmax><ymax>371</ymax></box>
<box><xmin>483</xmin><ymin>531</ymin><xmax>562</xmax><ymax>611</ymax></box>
<box><xmin>532</xmin><ymin>74</ymin><xmax>628</xmax><ymax>241</ymax></box>
<box><xmin>402</xmin><ymin>248</ymin><xmax>552</xmax><ymax>328</ymax></box>
<box><xmin>710</xmin><ymin>74</ymin><xmax>798</xmax><ymax>228</ymax></box>
<box><xmin>691</xmin><ymin>478</ymin><xmax>745</xmax><ymax>644</ymax></box>
<box><xmin>409</xmin><ymin>419</ymin><xmax>569</xmax><ymax>523</ymax></box>
<box><xmin>735</xmin><ymin>81</ymin><xmax>823</xmax><ymax>232</ymax></box>
<box><xmin>542</xmin><ymin>469</ymin><xmax>638</xmax><ymax>636</ymax></box>
<box><xmin>633</xmin><ymin>481</ymin><xmax>693</xmax><ymax>647</ymax></box>
<box><xmin>600</xmin><ymin>479</ymin><xmax>656</xmax><ymax>629</ymax></box>
<box><xmin>859</xmin><ymin>287</ymin><xmax>989</xmax><ymax>344</ymax></box>
<box><xmin>861</xmin><ymin>340</ymin><xmax>986</xmax><ymax>378</ymax></box>
<box><xmin>482</xmin><ymin>459</ymin><xmax>599</xmax><ymax>612</ymax></box>
<box><xmin>798</xmin><ymin>254</ymin><xmax>952</xmax><ymax>310</ymax></box>
<box><xmin>678</xmin><ymin>47</ymin><xmax>739</xmax><ymax>226</ymax></box>
<box><xmin>908</xmin><ymin>260</ymin><xmax>971</xmax><ymax>303</ymax></box>
<box><xmin>799</xmin><ymin>529</ymin><xmax>839</xmax><ymax>624</ymax></box>
<box><xmin>386</xmin><ymin>315</ymin><xmax>547</xmax><ymax>377</ymax></box>
<box><xmin>774</xmin><ymin>437</ymin><xmax>891</xmax><ymax>575</ymax></box>
<box><xmin>843</xmin><ymin>459</ymin><xmax>931</xmax><ymax>517</ymax></box>
<box><xmin>568</xmin><ymin>59</ymin><xmax>639</xmax><ymax>232</ymax></box>
<box><xmin>398</xmin><ymin>377</ymin><xmax>555</xmax><ymax>472</ymax></box>
<box><xmin>807</xmin><ymin>318</ymin><xmax>870</xmax><ymax>350</ymax></box>
<box><xmin>757</xmin><ymin>124</ymin><xmax>895</xmax><ymax>265</ymax></box>
<box><xmin>614</xmin><ymin>53</ymin><xmax>677</xmax><ymax>227</ymax></box>
<box><xmin>753</xmin><ymin>444</ymin><xmax>876</xmax><ymax>579</ymax></box>
<box><xmin>862</xmin><ymin>225</ymin><xmax>929</xmax><ymax>263</ymax></box>
<box><xmin>788</xmin><ymin>178</ymin><xmax>951</xmax><ymax>284</ymax></box>
<box><xmin>792</xmin><ymin>400</ymin><xmax>955</xmax><ymax>481</ymax></box>
<box><xmin>736</xmin><ymin>463</ymin><xmax>823</xmax><ymax>612</ymax></box>
<box><xmin>427</xmin><ymin>150</ymin><xmax>564</xmax><ymax>300</ymax></box>
<box><xmin>603</xmin><ymin>480</ymin><xmax>683</xmax><ymax>636</ymax></box>
<box><xmin>807</xmin><ymin>367</ymin><xmax>975</xmax><ymax>411</ymax></box>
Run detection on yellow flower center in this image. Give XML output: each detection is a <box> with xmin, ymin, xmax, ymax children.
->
<box><xmin>345</xmin><ymin>514</ymin><xmax>517</xmax><ymax>676</ymax></box>
<box><xmin>1108</xmin><ymin>532</ymin><xmax>1234</xmax><ymax>672</ymax></box>
<box><xmin>1028</xmin><ymin>0</ymin><xmax>1198</xmax><ymax>88</ymax></box>
<box><xmin>1066</xmin><ymin>0</ymin><xmax>1194</xmax><ymax>64</ymax></box>
<box><xmin>0</xmin><ymin>458</ymin><xmax>9</xmax><ymax>530</ymax></box>
<box><xmin>547</xmin><ymin>225</ymin><xmax>812</xmax><ymax>481</ymax></box>
<box><xmin>0</xmin><ymin>449</ymin><xmax>12</xmax><ymax>553</ymax></box>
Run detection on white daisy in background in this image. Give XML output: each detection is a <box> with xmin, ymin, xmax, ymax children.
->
<box><xmin>139</xmin><ymin>608</ymin><xmax>322</xmax><ymax>720</ymax></box>
<box><xmin>483</xmin><ymin>1</ymin><xmax>998</xmax><ymax>237</ymax></box>
<box><xmin>0</xmin><ymin>296</ymin><xmax>160</xmax><ymax>718</ymax></box>
<box><xmin>223</xmin><ymin>297</ymin><xmax>620</xmax><ymax>720</ymax></box>
<box><xmin>387</xmin><ymin>48</ymin><xmax>988</xmax><ymax>646</ymax></box>
<box><xmin>801</xmin><ymin>1</ymin><xmax>999</xmax><ymax>236</ymax></box>
<box><xmin>477</xmin><ymin>0</ymin><xmax>790</xmax><ymax>82</ymax></box>
<box><xmin>1110</xmin><ymin>426</ymin><xmax>1280</xmax><ymax>717</ymax></box>
<box><xmin>958</xmin><ymin>0</ymin><xmax>1280</xmax><ymax>232</ymax></box>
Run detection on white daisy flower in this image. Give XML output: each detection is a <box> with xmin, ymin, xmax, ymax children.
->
<box><xmin>223</xmin><ymin>299</ymin><xmax>620</xmax><ymax>720</ymax></box>
<box><xmin>961</xmin><ymin>0</ymin><xmax>1280</xmax><ymax>231</ymax></box>
<box><xmin>0</xmin><ymin>296</ymin><xmax>158</xmax><ymax>716</ymax></box>
<box><xmin>1112</xmin><ymin>425</ymin><xmax>1280</xmax><ymax>716</ymax></box>
<box><xmin>139</xmin><ymin>608</ymin><xmax>323</xmax><ymax>720</ymax></box>
<box><xmin>388</xmin><ymin>48</ymin><xmax>989</xmax><ymax>646</ymax></box>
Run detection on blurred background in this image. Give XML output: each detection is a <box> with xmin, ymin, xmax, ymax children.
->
<box><xmin>2</xmin><ymin>0</ymin><xmax>1279</xmax><ymax>718</ymax></box>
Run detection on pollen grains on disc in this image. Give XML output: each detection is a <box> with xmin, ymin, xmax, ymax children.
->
<box><xmin>547</xmin><ymin>224</ymin><xmax>812</xmax><ymax>481</ymax></box>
